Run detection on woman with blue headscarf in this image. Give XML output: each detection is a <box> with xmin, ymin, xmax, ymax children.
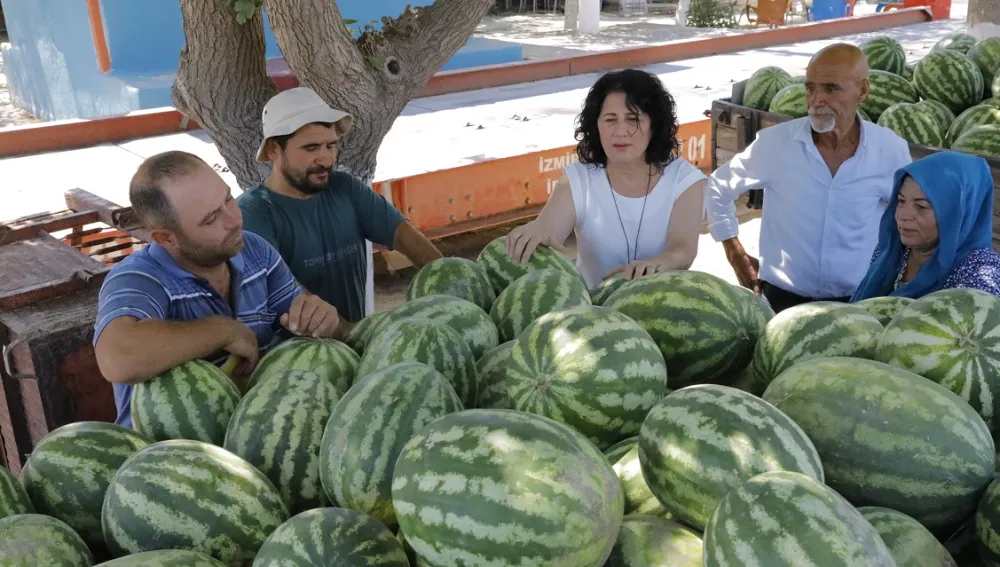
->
<box><xmin>851</xmin><ymin>151</ymin><xmax>1000</xmax><ymax>302</ymax></box>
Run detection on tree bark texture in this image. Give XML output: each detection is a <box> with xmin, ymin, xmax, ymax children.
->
<box><xmin>968</xmin><ymin>0</ymin><xmax>1000</xmax><ymax>37</ymax></box>
<box><xmin>175</xmin><ymin>0</ymin><xmax>494</xmax><ymax>187</ymax></box>
<box><xmin>174</xmin><ymin>0</ymin><xmax>277</xmax><ymax>188</ymax></box>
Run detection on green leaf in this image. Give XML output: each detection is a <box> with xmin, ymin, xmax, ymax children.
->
<box><xmin>365</xmin><ymin>55</ymin><xmax>385</xmax><ymax>71</ymax></box>
<box><xmin>343</xmin><ymin>19</ymin><xmax>359</xmax><ymax>25</ymax></box>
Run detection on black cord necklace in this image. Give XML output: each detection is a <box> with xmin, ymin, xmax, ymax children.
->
<box><xmin>606</xmin><ymin>165</ymin><xmax>654</xmax><ymax>264</ymax></box>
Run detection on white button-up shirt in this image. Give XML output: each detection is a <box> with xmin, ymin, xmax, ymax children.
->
<box><xmin>706</xmin><ymin>116</ymin><xmax>913</xmax><ymax>299</ymax></box>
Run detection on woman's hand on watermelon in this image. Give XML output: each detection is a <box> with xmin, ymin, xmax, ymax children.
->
<box><xmin>506</xmin><ymin>222</ymin><xmax>560</xmax><ymax>264</ymax></box>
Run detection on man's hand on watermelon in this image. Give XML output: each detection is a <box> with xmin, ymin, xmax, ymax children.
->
<box><xmin>221</xmin><ymin>320</ymin><xmax>260</xmax><ymax>378</ymax></box>
<box><xmin>723</xmin><ymin>237</ymin><xmax>761</xmax><ymax>294</ymax></box>
<box><xmin>281</xmin><ymin>292</ymin><xmax>346</xmax><ymax>340</ymax></box>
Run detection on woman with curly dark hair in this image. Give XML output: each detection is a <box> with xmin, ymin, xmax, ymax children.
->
<box><xmin>505</xmin><ymin>68</ymin><xmax>706</xmax><ymax>290</ymax></box>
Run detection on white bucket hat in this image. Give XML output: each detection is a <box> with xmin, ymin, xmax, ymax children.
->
<box><xmin>255</xmin><ymin>87</ymin><xmax>354</xmax><ymax>162</ymax></box>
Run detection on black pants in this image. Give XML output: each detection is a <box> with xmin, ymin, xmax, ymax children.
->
<box><xmin>760</xmin><ymin>281</ymin><xmax>851</xmax><ymax>314</ymax></box>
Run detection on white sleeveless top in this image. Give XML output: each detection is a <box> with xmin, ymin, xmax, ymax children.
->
<box><xmin>565</xmin><ymin>158</ymin><xmax>706</xmax><ymax>290</ymax></box>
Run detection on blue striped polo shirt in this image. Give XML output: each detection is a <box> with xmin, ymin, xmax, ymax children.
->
<box><xmin>93</xmin><ymin>231</ymin><xmax>302</xmax><ymax>428</ymax></box>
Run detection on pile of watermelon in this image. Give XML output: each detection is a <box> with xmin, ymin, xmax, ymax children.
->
<box><xmin>4</xmin><ymin>235</ymin><xmax>1000</xmax><ymax>566</ymax></box>
<box><xmin>743</xmin><ymin>32</ymin><xmax>1000</xmax><ymax>160</ymax></box>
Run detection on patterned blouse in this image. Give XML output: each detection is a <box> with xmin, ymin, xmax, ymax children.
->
<box><xmin>871</xmin><ymin>246</ymin><xmax>1000</xmax><ymax>297</ymax></box>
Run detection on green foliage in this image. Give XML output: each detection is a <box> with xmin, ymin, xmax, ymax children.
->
<box><xmin>223</xmin><ymin>0</ymin><xmax>263</xmax><ymax>24</ymax></box>
<box><xmin>686</xmin><ymin>0</ymin><xmax>738</xmax><ymax>28</ymax></box>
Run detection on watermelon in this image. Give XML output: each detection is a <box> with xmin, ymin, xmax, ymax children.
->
<box><xmin>750</xmin><ymin>302</ymin><xmax>883</xmax><ymax>394</ymax></box>
<box><xmin>768</xmin><ymin>83</ymin><xmax>807</xmax><ymax>118</ymax></box>
<box><xmin>476</xmin><ymin>235</ymin><xmax>583</xmax><ymax>295</ymax></box>
<box><xmin>0</xmin><ymin>513</ymin><xmax>94</xmax><ymax>567</ymax></box>
<box><xmin>604</xmin><ymin>515</ymin><xmax>703</xmax><ymax>567</ymax></box>
<box><xmin>102</xmin><ymin>440</ymin><xmax>289</xmax><ymax>566</ymax></box>
<box><xmin>859</xmin><ymin>506</ymin><xmax>958</xmax><ymax>567</ymax></box>
<box><xmin>967</xmin><ymin>38</ymin><xmax>1000</xmax><ymax>92</ymax></box>
<box><xmin>934</xmin><ymin>33</ymin><xmax>978</xmax><ymax>55</ymax></box>
<box><xmin>878</xmin><ymin>102</ymin><xmax>946</xmax><ymax>147</ymax></box>
<box><xmin>391</xmin><ymin>409</ymin><xmax>624</xmax><ymax>567</ymax></box>
<box><xmin>952</xmin><ymin>123</ymin><xmax>1000</xmax><ymax>158</ymax></box>
<box><xmin>223</xmin><ymin>369</ymin><xmax>341</xmax><ymax>514</ymax></box>
<box><xmin>474</xmin><ymin>340</ymin><xmax>515</xmax><ymax>409</ymax></box>
<box><xmin>855</xmin><ymin>295</ymin><xmax>913</xmax><ymax>325</ymax></box>
<box><xmin>503</xmin><ymin>304</ymin><xmax>668</xmax><ymax>449</ymax></box>
<box><xmin>252</xmin><ymin>508</ymin><xmax>409</xmax><ymax>567</ymax></box>
<box><xmin>995</xmin><ymin>74</ymin><xmax>1000</xmax><ymax>98</ymax></box>
<box><xmin>95</xmin><ymin>550</ymin><xmax>227</xmax><ymax>566</ymax></box>
<box><xmin>0</xmin><ymin>465</ymin><xmax>32</xmax><ymax>520</ymax></box>
<box><xmin>130</xmin><ymin>359</ymin><xmax>241</xmax><ymax>445</ymax></box>
<box><xmin>638</xmin><ymin>384</ymin><xmax>823</xmax><ymax>531</ymax></box>
<box><xmin>946</xmin><ymin>103</ymin><xmax>1000</xmax><ymax>146</ymax></box>
<box><xmin>902</xmin><ymin>62</ymin><xmax>915</xmax><ymax>81</ymax></box>
<box><xmin>319</xmin><ymin>362</ymin><xmax>462</xmax><ymax>528</ymax></box>
<box><xmin>743</xmin><ymin>66</ymin><xmax>793</xmax><ymax>110</ymax></box>
<box><xmin>19</xmin><ymin>421</ymin><xmax>149</xmax><ymax>552</ymax></box>
<box><xmin>405</xmin><ymin>256</ymin><xmax>496</xmax><ymax>312</ymax></box>
<box><xmin>245</xmin><ymin>337</ymin><xmax>358</xmax><ymax>393</ymax></box>
<box><xmin>976</xmin><ymin>479</ymin><xmax>1000</xmax><ymax>565</ymax></box>
<box><xmin>791</xmin><ymin>74</ymin><xmax>806</xmax><ymax>83</ymax></box>
<box><xmin>603</xmin><ymin>270</ymin><xmax>768</xmax><ymax>388</ymax></box>
<box><xmin>761</xmin><ymin>357</ymin><xmax>996</xmax><ymax>531</ymax></box>
<box><xmin>343</xmin><ymin>310</ymin><xmax>389</xmax><ymax>355</ymax></box>
<box><xmin>397</xmin><ymin>530</ymin><xmax>429</xmax><ymax>567</ymax></box>
<box><xmin>490</xmin><ymin>268</ymin><xmax>591</xmax><ymax>343</ymax></box>
<box><xmin>915</xmin><ymin>49</ymin><xmax>985</xmax><ymax>114</ymax></box>
<box><xmin>357</xmin><ymin>317</ymin><xmax>478</xmax><ymax>408</ymax></box>
<box><xmin>858</xmin><ymin>106</ymin><xmax>872</xmax><ymax>122</ymax></box>
<box><xmin>703</xmin><ymin>471</ymin><xmax>895</xmax><ymax>567</ymax></box>
<box><xmin>861</xmin><ymin>36</ymin><xmax>907</xmax><ymax>75</ymax></box>
<box><xmin>861</xmin><ymin>69</ymin><xmax>920</xmax><ymax>121</ymax></box>
<box><xmin>605</xmin><ymin>438</ymin><xmax>670</xmax><ymax>517</ymax></box>
<box><xmin>590</xmin><ymin>273</ymin><xmax>627</xmax><ymax>306</ymax></box>
<box><xmin>875</xmin><ymin>288</ymin><xmax>1000</xmax><ymax>433</ymax></box>
<box><xmin>915</xmin><ymin>99</ymin><xmax>957</xmax><ymax>134</ymax></box>
<box><xmin>370</xmin><ymin>294</ymin><xmax>499</xmax><ymax>360</ymax></box>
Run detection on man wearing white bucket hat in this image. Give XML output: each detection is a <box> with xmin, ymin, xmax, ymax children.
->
<box><xmin>238</xmin><ymin>87</ymin><xmax>442</xmax><ymax>326</ymax></box>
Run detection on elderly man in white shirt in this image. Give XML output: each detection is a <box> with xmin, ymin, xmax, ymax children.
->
<box><xmin>706</xmin><ymin>43</ymin><xmax>913</xmax><ymax>313</ymax></box>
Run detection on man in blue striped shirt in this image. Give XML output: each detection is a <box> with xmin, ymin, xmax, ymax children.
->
<box><xmin>93</xmin><ymin>150</ymin><xmax>346</xmax><ymax>428</ymax></box>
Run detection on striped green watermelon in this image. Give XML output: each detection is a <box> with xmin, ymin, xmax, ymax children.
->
<box><xmin>915</xmin><ymin>49</ymin><xmax>985</xmax><ymax>114</ymax></box>
<box><xmin>861</xmin><ymin>36</ymin><xmax>907</xmax><ymax>75</ymax></box>
<box><xmin>102</xmin><ymin>440</ymin><xmax>289</xmax><ymax>566</ymax></box>
<box><xmin>761</xmin><ymin>357</ymin><xmax>996</xmax><ymax>531</ymax></box>
<box><xmin>590</xmin><ymin>273</ymin><xmax>627</xmax><ymax>306</ymax></box>
<box><xmin>319</xmin><ymin>362</ymin><xmax>462</xmax><ymax>528</ymax></box>
<box><xmin>768</xmin><ymin>83</ymin><xmax>807</xmax><ymax>118</ymax></box>
<box><xmin>405</xmin><ymin>256</ymin><xmax>496</xmax><ymax>312</ymax></box>
<box><xmin>19</xmin><ymin>421</ymin><xmax>149</xmax><ymax>552</ymax></box>
<box><xmin>604</xmin><ymin>515</ymin><xmax>703</xmax><ymax>567</ymax></box>
<box><xmin>856</xmin><ymin>295</ymin><xmax>914</xmax><ymax>325</ymax></box>
<box><xmin>344</xmin><ymin>310</ymin><xmax>389</xmax><ymax>355</ymax></box>
<box><xmin>916</xmin><ymin>99</ymin><xmax>957</xmax><ymax>134</ymax></box>
<box><xmin>976</xmin><ymin>479</ymin><xmax>1000</xmax><ymax>565</ymax></box>
<box><xmin>995</xmin><ymin>74</ymin><xmax>1000</xmax><ymax>98</ymax></box>
<box><xmin>875</xmin><ymin>288</ymin><xmax>1000</xmax><ymax>433</ymax></box>
<box><xmin>490</xmin><ymin>268</ymin><xmax>591</xmax><ymax>343</ymax></box>
<box><xmin>245</xmin><ymin>337</ymin><xmax>359</xmax><ymax>392</ymax></box>
<box><xmin>130</xmin><ymin>359</ymin><xmax>241</xmax><ymax>445</ymax></box>
<box><xmin>252</xmin><ymin>508</ymin><xmax>409</xmax><ymax>567</ymax></box>
<box><xmin>862</xmin><ymin>69</ymin><xmax>920</xmax><ymax>121</ymax></box>
<box><xmin>638</xmin><ymin>384</ymin><xmax>823</xmax><ymax>531</ymax></box>
<box><xmin>791</xmin><ymin>74</ymin><xmax>806</xmax><ymax>83</ymax></box>
<box><xmin>968</xmin><ymin>38</ymin><xmax>1000</xmax><ymax>93</ymax></box>
<box><xmin>605</xmin><ymin>437</ymin><xmax>670</xmax><ymax>517</ymax></box>
<box><xmin>476</xmin><ymin>235</ymin><xmax>583</xmax><ymax>295</ymax></box>
<box><xmin>743</xmin><ymin>66</ymin><xmax>792</xmax><ymax>110</ymax></box>
<box><xmin>605</xmin><ymin>271</ymin><xmax>774</xmax><ymax>389</ymax></box>
<box><xmin>934</xmin><ymin>33</ymin><xmax>978</xmax><ymax>55</ymax></box>
<box><xmin>750</xmin><ymin>302</ymin><xmax>883</xmax><ymax>394</ymax></box>
<box><xmin>0</xmin><ymin>513</ymin><xmax>94</xmax><ymax>567</ymax></box>
<box><xmin>952</xmin><ymin>124</ymin><xmax>1000</xmax><ymax>158</ymax></box>
<box><xmin>503</xmin><ymin>305</ymin><xmax>668</xmax><ymax>449</ymax></box>
<box><xmin>95</xmin><ymin>550</ymin><xmax>227</xmax><ymax>566</ymax></box>
<box><xmin>0</xmin><ymin>465</ymin><xmax>32</xmax><ymax>520</ymax></box>
<box><xmin>391</xmin><ymin>409</ymin><xmax>624</xmax><ymax>567</ymax></box>
<box><xmin>902</xmin><ymin>62</ymin><xmax>915</xmax><ymax>81</ymax></box>
<box><xmin>396</xmin><ymin>531</ymin><xmax>428</xmax><ymax>567</ymax></box>
<box><xmin>223</xmin><ymin>369</ymin><xmax>341</xmax><ymax>514</ymax></box>
<box><xmin>474</xmin><ymin>340</ymin><xmax>514</xmax><ymax>409</ymax></box>
<box><xmin>946</xmin><ymin>103</ymin><xmax>1000</xmax><ymax>146</ymax></box>
<box><xmin>370</xmin><ymin>294</ymin><xmax>498</xmax><ymax>360</ymax></box>
<box><xmin>703</xmin><ymin>471</ymin><xmax>895</xmax><ymax>567</ymax></box>
<box><xmin>357</xmin><ymin>317</ymin><xmax>478</xmax><ymax>408</ymax></box>
<box><xmin>878</xmin><ymin>102</ymin><xmax>946</xmax><ymax>147</ymax></box>
<box><xmin>859</xmin><ymin>506</ymin><xmax>958</xmax><ymax>567</ymax></box>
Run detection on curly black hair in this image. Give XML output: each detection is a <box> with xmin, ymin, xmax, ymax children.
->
<box><xmin>574</xmin><ymin>69</ymin><xmax>681</xmax><ymax>171</ymax></box>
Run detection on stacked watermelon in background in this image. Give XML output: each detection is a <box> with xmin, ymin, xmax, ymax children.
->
<box><xmin>745</xmin><ymin>32</ymin><xmax>1000</xmax><ymax>160</ymax></box>
<box><xmin>6</xmin><ymin>233</ymin><xmax>1000</xmax><ymax>566</ymax></box>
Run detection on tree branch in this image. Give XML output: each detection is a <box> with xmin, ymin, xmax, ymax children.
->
<box><xmin>395</xmin><ymin>0</ymin><xmax>495</xmax><ymax>87</ymax></box>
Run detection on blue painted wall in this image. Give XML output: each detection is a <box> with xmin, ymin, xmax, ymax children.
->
<box><xmin>2</xmin><ymin>0</ymin><xmax>521</xmax><ymax>121</ymax></box>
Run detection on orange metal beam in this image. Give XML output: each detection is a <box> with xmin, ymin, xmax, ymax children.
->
<box><xmin>86</xmin><ymin>0</ymin><xmax>112</xmax><ymax>74</ymax></box>
<box><xmin>0</xmin><ymin>8</ymin><xmax>930</xmax><ymax>159</ymax></box>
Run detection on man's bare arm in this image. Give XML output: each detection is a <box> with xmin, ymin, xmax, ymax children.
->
<box><xmin>393</xmin><ymin>221</ymin><xmax>443</xmax><ymax>268</ymax></box>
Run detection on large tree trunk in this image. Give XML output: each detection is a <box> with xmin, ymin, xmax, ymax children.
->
<box><xmin>968</xmin><ymin>0</ymin><xmax>1000</xmax><ymax>39</ymax></box>
<box><xmin>174</xmin><ymin>0</ymin><xmax>494</xmax><ymax>187</ymax></box>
